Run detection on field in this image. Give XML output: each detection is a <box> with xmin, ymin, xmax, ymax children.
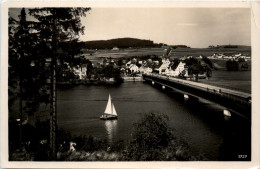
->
<box><xmin>80</xmin><ymin>47</ymin><xmax>251</xmax><ymax>64</ymax></box>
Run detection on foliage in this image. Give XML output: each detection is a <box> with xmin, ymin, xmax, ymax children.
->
<box><xmin>184</xmin><ymin>57</ymin><xmax>212</xmax><ymax>78</ymax></box>
<box><xmin>8</xmin><ymin>15</ymin><xmax>19</xmax><ymax>107</ymax></box>
<box><xmin>72</xmin><ymin>135</ymin><xmax>108</xmax><ymax>152</ymax></box>
<box><xmin>9</xmin><ymin>8</ymin><xmax>91</xmax><ymax>113</ymax></box>
<box><xmin>226</xmin><ymin>60</ymin><xmax>239</xmax><ymax>71</ymax></box>
<box><xmin>9</xmin><ymin>120</ymin><xmax>50</xmax><ymax>160</ymax></box>
<box><xmin>9</xmin><ymin>113</ymin><xmax>206</xmax><ymax>161</ymax></box>
<box><xmin>79</xmin><ymin>38</ymin><xmax>156</xmax><ymax>49</ymax></box>
<box><xmin>171</xmin><ymin>58</ymin><xmax>180</xmax><ymax>70</ymax></box>
<box><xmin>8</xmin><ymin>8</ymin><xmax>91</xmax><ymax>160</ymax></box>
<box><xmin>8</xmin><ymin>8</ymin><xmax>50</xmax><ymax>115</ymax></box>
<box><xmin>184</xmin><ymin>57</ymin><xmax>199</xmax><ymax>66</ymax></box>
<box><xmin>202</xmin><ymin>56</ymin><xmax>213</xmax><ymax>68</ymax></box>
<box><xmin>170</xmin><ymin>45</ymin><xmax>190</xmax><ymax>49</ymax></box>
<box><xmin>125</xmin><ymin>112</ymin><xmax>174</xmax><ymax>160</ymax></box>
<box><xmin>87</xmin><ymin>64</ymin><xmax>123</xmax><ymax>84</ymax></box>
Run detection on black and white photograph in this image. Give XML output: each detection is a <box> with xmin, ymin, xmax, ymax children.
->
<box><xmin>1</xmin><ymin>1</ymin><xmax>260</xmax><ymax>168</ymax></box>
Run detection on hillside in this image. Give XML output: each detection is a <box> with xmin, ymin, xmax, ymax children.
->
<box><xmin>79</xmin><ymin>38</ymin><xmax>159</xmax><ymax>49</ymax></box>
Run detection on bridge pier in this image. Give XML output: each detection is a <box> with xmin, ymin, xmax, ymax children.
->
<box><xmin>184</xmin><ymin>94</ymin><xmax>189</xmax><ymax>100</ymax></box>
<box><xmin>223</xmin><ymin>109</ymin><xmax>231</xmax><ymax>120</ymax></box>
<box><xmin>183</xmin><ymin>94</ymin><xmax>199</xmax><ymax>102</ymax></box>
<box><xmin>162</xmin><ymin>85</ymin><xmax>166</xmax><ymax>90</ymax></box>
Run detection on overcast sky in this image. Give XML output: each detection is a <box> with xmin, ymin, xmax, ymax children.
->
<box><xmin>10</xmin><ymin>8</ymin><xmax>251</xmax><ymax>48</ymax></box>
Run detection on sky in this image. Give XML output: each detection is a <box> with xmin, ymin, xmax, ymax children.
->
<box><xmin>9</xmin><ymin>8</ymin><xmax>251</xmax><ymax>48</ymax></box>
<box><xmin>80</xmin><ymin>8</ymin><xmax>250</xmax><ymax>48</ymax></box>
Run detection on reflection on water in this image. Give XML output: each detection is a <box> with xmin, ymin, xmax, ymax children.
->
<box><xmin>104</xmin><ymin>120</ymin><xmax>118</xmax><ymax>143</ymax></box>
<box><xmin>55</xmin><ymin>79</ymin><xmax>251</xmax><ymax>160</ymax></box>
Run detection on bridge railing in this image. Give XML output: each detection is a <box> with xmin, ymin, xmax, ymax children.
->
<box><xmin>192</xmin><ymin>80</ymin><xmax>251</xmax><ymax>94</ymax></box>
<box><xmin>145</xmin><ymin>73</ymin><xmax>251</xmax><ymax>94</ymax></box>
<box><xmin>144</xmin><ymin>73</ymin><xmax>251</xmax><ymax>104</ymax></box>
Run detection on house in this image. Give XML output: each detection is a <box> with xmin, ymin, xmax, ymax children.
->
<box><xmin>139</xmin><ymin>66</ymin><xmax>152</xmax><ymax>74</ymax></box>
<box><xmin>234</xmin><ymin>53</ymin><xmax>242</xmax><ymax>57</ymax></box>
<box><xmin>138</xmin><ymin>60</ymin><xmax>143</xmax><ymax>65</ymax></box>
<box><xmin>197</xmin><ymin>55</ymin><xmax>203</xmax><ymax>59</ymax></box>
<box><xmin>129</xmin><ymin>64</ymin><xmax>139</xmax><ymax>73</ymax></box>
<box><xmin>112</xmin><ymin>47</ymin><xmax>119</xmax><ymax>51</ymax></box>
<box><xmin>158</xmin><ymin>58</ymin><xmax>171</xmax><ymax>74</ymax></box>
<box><xmin>165</xmin><ymin>62</ymin><xmax>186</xmax><ymax>77</ymax></box>
<box><xmin>153</xmin><ymin>60</ymin><xmax>160</xmax><ymax>65</ymax></box>
<box><xmin>125</xmin><ymin>61</ymin><xmax>131</xmax><ymax>67</ymax></box>
<box><xmin>73</xmin><ymin>64</ymin><xmax>87</xmax><ymax>80</ymax></box>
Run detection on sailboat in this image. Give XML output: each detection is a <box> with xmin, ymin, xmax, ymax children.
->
<box><xmin>100</xmin><ymin>94</ymin><xmax>118</xmax><ymax>120</ymax></box>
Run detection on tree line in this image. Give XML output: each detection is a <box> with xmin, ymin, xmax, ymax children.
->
<box><xmin>78</xmin><ymin>38</ymin><xmax>162</xmax><ymax>49</ymax></box>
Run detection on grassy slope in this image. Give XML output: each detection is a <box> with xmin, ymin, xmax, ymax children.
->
<box><xmin>81</xmin><ymin>47</ymin><xmax>251</xmax><ymax>68</ymax></box>
<box><xmin>81</xmin><ymin>46</ymin><xmax>251</xmax><ymax>59</ymax></box>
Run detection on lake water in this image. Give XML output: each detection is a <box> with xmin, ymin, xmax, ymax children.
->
<box><xmin>57</xmin><ymin>70</ymin><xmax>251</xmax><ymax>160</ymax></box>
<box><xmin>9</xmin><ymin>70</ymin><xmax>251</xmax><ymax>160</ymax></box>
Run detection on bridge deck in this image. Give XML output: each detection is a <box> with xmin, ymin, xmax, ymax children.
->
<box><xmin>146</xmin><ymin>74</ymin><xmax>251</xmax><ymax>99</ymax></box>
<box><xmin>143</xmin><ymin>73</ymin><xmax>251</xmax><ymax>121</ymax></box>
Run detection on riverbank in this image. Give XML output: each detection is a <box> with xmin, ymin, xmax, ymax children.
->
<box><xmin>9</xmin><ymin>113</ymin><xmax>205</xmax><ymax>161</ymax></box>
<box><xmin>122</xmin><ymin>76</ymin><xmax>143</xmax><ymax>81</ymax></box>
<box><xmin>57</xmin><ymin>76</ymin><xmax>143</xmax><ymax>86</ymax></box>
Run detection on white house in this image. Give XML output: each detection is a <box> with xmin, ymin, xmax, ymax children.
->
<box><xmin>112</xmin><ymin>47</ymin><xmax>119</xmax><ymax>51</ymax></box>
<box><xmin>165</xmin><ymin>62</ymin><xmax>186</xmax><ymax>77</ymax></box>
<box><xmin>138</xmin><ymin>60</ymin><xmax>143</xmax><ymax>65</ymax></box>
<box><xmin>234</xmin><ymin>53</ymin><xmax>242</xmax><ymax>57</ymax></box>
<box><xmin>158</xmin><ymin>58</ymin><xmax>171</xmax><ymax>74</ymax></box>
<box><xmin>129</xmin><ymin>64</ymin><xmax>139</xmax><ymax>73</ymax></box>
<box><xmin>73</xmin><ymin>64</ymin><xmax>87</xmax><ymax>80</ymax></box>
<box><xmin>139</xmin><ymin>66</ymin><xmax>152</xmax><ymax>74</ymax></box>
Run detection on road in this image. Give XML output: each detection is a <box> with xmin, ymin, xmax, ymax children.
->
<box><xmin>146</xmin><ymin>73</ymin><xmax>251</xmax><ymax>99</ymax></box>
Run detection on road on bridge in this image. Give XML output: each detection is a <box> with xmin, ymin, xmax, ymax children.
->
<box><xmin>146</xmin><ymin>73</ymin><xmax>251</xmax><ymax>100</ymax></box>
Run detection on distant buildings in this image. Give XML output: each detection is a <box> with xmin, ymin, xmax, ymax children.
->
<box><xmin>138</xmin><ymin>57</ymin><xmax>188</xmax><ymax>77</ymax></box>
<box><xmin>129</xmin><ymin>64</ymin><xmax>139</xmax><ymax>73</ymax></box>
<box><xmin>165</xmin><ymin>62</ymin><xmax>187</xmax><ymax>77</ymax></box>
<box><xmin>72</xmin><ymin>64</ymin><xmax>87</xmax><ymax>80</ymax></box>
<box><xmin>158</xmin><ymin>58</ymin><xmax>171</xmax><ymax>74</ymax></box>
<box><xmin>112</xmin><ymin>47</ymin><xmax>119</xmax><ymax>51</ymax></box>
<box><xmin>209</xmin><ymin>53</ymin><xmax>251</xmax><ymax>61</ymax></box>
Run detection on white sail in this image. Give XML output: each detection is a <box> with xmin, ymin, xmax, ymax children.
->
<box><xmin>112</xmin><ymin>104</ymin><xmax>117</xmax><ymax>116</ymax></box>
<box><xmin>104</xmin><ymin>94</ymin><xmax>112</xmax><ymax>115</ymax></box>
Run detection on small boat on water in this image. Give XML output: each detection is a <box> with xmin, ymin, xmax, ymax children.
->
<box><xmin>100</xmin><ymin>94</ymin><xmax>118</xmax><ymax>120</ymax></box>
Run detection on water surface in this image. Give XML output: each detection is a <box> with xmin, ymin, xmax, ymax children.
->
<box><xmin>57</xmin><ymin>72</ymin><xmax>251</xmax><ymax>160</ymax></box>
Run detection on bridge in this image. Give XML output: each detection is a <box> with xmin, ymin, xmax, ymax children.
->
<box><xmin>143</xmin><ymin>73</ymin><xmax>251</xmax><ymax>121</ymax></box>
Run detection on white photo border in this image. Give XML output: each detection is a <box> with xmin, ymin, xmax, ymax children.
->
<box><xmin>1</xmin><ymin>1</ymin><xmax>259</xmax><ymax>168</ymax></box>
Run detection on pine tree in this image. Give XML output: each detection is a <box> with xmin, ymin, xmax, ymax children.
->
<box><xmin>28</xmin><ymin>7</ymin><xmax>91</xmax><ymax>160</ymax></box>
<box><xmin>11</xmin><ymin>8</ymin><xmax>31</xmax><ymax>150</ymax></box>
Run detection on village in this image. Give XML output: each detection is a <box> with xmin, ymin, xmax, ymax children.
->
<box><xmin>57</xmin><ymin>54</ymin><xmax>208</xmax><ymax>84</ymax></box>
<box><xmin>55</xmin><ymin>46</ymin><xmax>251</xmax><ymax>84</ymax></box>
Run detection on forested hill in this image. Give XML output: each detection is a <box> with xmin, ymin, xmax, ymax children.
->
<box><xmin>79</xmin><ymin>38</ymin><xmax>162</xmax><ymax>49</ymax></box>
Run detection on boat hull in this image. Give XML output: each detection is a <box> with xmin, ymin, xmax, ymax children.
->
<box><xmin>100</xmin><ymin>116</ymin><xmax>118</xmax><ymax>120</ymax></box>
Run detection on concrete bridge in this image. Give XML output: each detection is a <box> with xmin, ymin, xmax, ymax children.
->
<box><xmin>143</xmin><ymin>73</ymin><xmax>251</xmax><ymax>121</ymax></box>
